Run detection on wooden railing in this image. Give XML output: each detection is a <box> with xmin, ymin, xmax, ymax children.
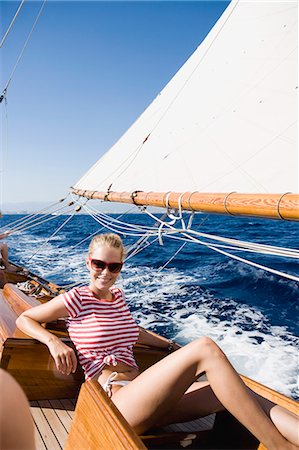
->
<box><xmin>0</xmin><ymin>284</ymin><xmax>84</xmax><ymax>400</ymax></box>
<box><xmin>65</xmin><ymin>380</ymin><xmax>146</xmax><ymax>450</ymax></box>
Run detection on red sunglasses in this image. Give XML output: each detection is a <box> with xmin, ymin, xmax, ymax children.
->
<box><xmin>88</xmin><ymin>258</ymin><xmax>123</xmax><ymax>273</ymax></box>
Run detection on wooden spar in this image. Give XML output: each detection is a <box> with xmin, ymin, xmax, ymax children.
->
<box><xmin>71</xmin><ymin>189</ymin><xmax>299</xmax><ymax>221</ymax></box>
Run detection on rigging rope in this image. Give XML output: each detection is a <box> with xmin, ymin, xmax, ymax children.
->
<box><xmin>0</xmin><ymin>197</ymin><xmax>68</xmax><ymax>234</ymax></box>
<box><xmin>143</xmin><ymin>209</ymin><xmax>299</xmax><ymax>282</ymax></box>
<box><xmin>0</xmin><ymin>0</ymin><xmax>26</xmax><ymax>49</ymax></box>
<box><xmin>2</xmin><ymin>201</ymin><xmax>72</xmax><ymax>236</ymax></box>
<box><xmin>68</xmin><ymin>196</ymin><xmax>138</xmax><ymax>251</ymax></box>
<box><xmin>0</xmin><ymin>98</ymin><xmax>9</xmax><ymax>212</ymax></box>
<box><xmin>0</xmin><ymin>0</ymin><xmax>46</xmax><ymax>103</ymax></box>
<box><xmin>81</xmin><ymin>203</ymin><xmax>157</xmax><ymax>237</ymax></box>
<box><xmin>26</xmin><ymin>210</ymin><xmax>76</xmax><ymax>263</ymax></box>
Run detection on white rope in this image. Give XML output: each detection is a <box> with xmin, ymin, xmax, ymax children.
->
<box><xmin>0</xmin><ymin>0</ymin><xmax>26</xmax><ymax>48</ymax></box>
<box><xmin>82</xmin><ymin>203</ymin><xmax>157</xmax><ymax>237</ymax></box>
<box><xmin>11</xmin><ymin>206</ymin><xmax>73</xmax><ymax>234</ymax></box>
<box><xmin>205</xmin><ymin>244</ymin><xmax>299</xmax><ymax>282</ymax></box>
<box><xmin>159</xmin><ymin>241</ymin><xmax>187</xmax><ymax>271</ymax></box>
<box><xmin>82</xmin><ymin>200</ymin><xmax>158</xmax><ymax>233</ymax></box>
<box><xmin>0</xmin><ymin>98</ymin><xmax>8</xmax><ymax>211</ymax></box>
<box><xmin>144</xmin><ymin>209</ymin><xmax>299</xmax><ymax>259</ymax></box>
<box><xmin>80</xmin><ymin>203</ymin><xmax>298</xmax><ymax>283</ymax></box>
<box><xmin>4</xmin><ymin>202</ymin><xmax>72</xmax><ymax>235</ymax></box>
<box><xmin>1</xmin><ymin>0</ymin><xmax>46</xmax><ymax>99</ymax></box>
<box><xmin>26</xmin><ymin>210</ymin><xmax>76</xmax><ymax>263</ymax></box>
<box><xmin>67</xmin><ymin>198</ymin><xmax>140</xmax><ymax>251</ymax></box>
<box><xmin>187</xmin><ymin>229</ymin><xmax>299</xmax><ymax>258</ymax></box>
<box><xmin>126</xmin><ymin>237</ymin><xmax>158</xmax><ymax>260</ymax></box>
<box><xmin>0</xmin><ymin>198</ymin><xmax>68</xmax><ymax>234</ymax></box>
<box><xmin>143</xmin><ymin>209</ymin><xmax>299</xmax><ymax>281</ymax></box>
<box><xmin>160</xmin><ymin>233</ymin><xmax>298</xmax><ymax>258</ymax></box>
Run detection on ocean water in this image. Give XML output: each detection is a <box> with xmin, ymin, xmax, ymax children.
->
<box><xmin>1</xmin><ymin>212</ymin><xmax>298</xmax><ymax>400</ymax></box>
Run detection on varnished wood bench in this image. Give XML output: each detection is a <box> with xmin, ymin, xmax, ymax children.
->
<box><xmin>0</xmin><ymin>285</ymin><xmax>84</xmax><ymax>400</ymax></box>
<box><xmin>3</xmin><ymin>283</ymin><xmax>41</xmax><ymax>315</ymax></box>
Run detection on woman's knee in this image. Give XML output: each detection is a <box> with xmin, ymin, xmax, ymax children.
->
<box><xmin>190</xmin><ymin>336</ymin><xmax>225</xmax><ymax>361</ymax></box>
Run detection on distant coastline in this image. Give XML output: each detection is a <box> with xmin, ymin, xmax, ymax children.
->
<box><xmin>1</xmin><ymin>201</ymin><xmax>58</xmax><ymax>215</ymax></box>
<box><xmin>1</xmin><ymin>201</ymin><xmax>161</xmax><ymax>215</ymax></box>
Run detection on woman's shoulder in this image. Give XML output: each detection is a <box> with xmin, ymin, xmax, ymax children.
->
<box><xmin>111</xmin><ymin>286</ymin><xmax>125</xmax><ymax>299</ymax></box>
<box><xmin>65</xmin><ymin>285</ymin><xmax>91</xmax><ymax>297</ymax></box>
<box><xmin>60</xmin><ymin>286</ymin><xmax>90</xmax><ymax>309</ymax></box>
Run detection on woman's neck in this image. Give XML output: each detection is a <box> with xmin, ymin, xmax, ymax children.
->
<box><xmin>89</xmin><ymin>284</ymin><xmax>113</xmax><ymax>301</ymax></box>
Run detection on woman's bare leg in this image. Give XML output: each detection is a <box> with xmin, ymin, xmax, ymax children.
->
<box><xmin>112</xmin><ymin>337</ymin><xmax>298</xmax><ymax>449</ymax></box>
<box><xmin>253</xmin><ymin>393</ymin><xmax>299</xmax><ymax>446</ymax></box>
<box><xmin>156</xmin><ymin>382</ymin><xmax>299</xmax><ymax>446</ymax></box>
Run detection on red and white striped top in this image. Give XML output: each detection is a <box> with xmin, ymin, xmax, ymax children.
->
<box><xmin>60</xmin><ymin>286</ymin><xmax>139</xmax><ymax>380</ymax></box>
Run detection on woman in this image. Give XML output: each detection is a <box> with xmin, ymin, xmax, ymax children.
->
<box><xmin>16</xmin><ymin>233</ymin><xmax>298</xmax><ymax>449</ymax></box>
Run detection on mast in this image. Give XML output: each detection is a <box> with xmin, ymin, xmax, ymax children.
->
<box><xmin>71</xmin><ymin>189</ymin><xmax>299</xmax><ymax>221</ymax></box>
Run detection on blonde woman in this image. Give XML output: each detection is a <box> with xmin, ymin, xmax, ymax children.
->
<box><xmin>16</xmin><ymin>233</ymin><xmax>299</xmax><ymax>449</ymax></box>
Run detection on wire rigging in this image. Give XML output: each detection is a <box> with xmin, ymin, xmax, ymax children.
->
<box><xmin>0</xmin><ymin>0</ymin><xmax>26</xmax><ymax>49</ymax></box>
<box><xmin>0</xmin><ymin>0</ymin><xmax>46</xmax><ymax>103</ymax></box>
<box><xmin>0</xmin><ymin>197</ymin><xmax>68</xmax><ymax>234</ymax></box>
<box><xmin>26</xmin><ymin>212</ymin><xmax>76</xmax><ymax>263</ymax></box>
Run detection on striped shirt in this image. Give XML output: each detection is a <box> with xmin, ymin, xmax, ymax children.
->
<box><xmin>61</xmin><ymin>286</ymin><xmax>139</xmax><ymax>380</ymax></box>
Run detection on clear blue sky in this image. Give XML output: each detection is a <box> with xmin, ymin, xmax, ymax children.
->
<box><xmin>0</xmin><ymin>0</ymin><xmax>229</xmax><ymax>208</ymax></box>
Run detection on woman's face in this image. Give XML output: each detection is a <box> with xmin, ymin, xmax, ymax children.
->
<box><xmin>86</xmin><ymin>244</ymin><xmax>123</xmax><ymax>293</ymax></box>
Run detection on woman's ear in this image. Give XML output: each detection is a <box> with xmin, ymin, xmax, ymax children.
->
<box><xmin>86</xmin><ymin>258</ymin><xmax>90</xmax><ymax>270</ymax></box>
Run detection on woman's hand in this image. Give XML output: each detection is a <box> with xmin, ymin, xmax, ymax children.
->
<box><xmin>16</xmin><ymin>296</ymin><xmax>77</xmax><ymax>375</ymax></box>
<box><xmin>47</xmin><ymin>338</ymin><xmax>77</xmax><ymax>375</ymax></box>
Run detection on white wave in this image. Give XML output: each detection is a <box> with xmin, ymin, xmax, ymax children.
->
<box><xmin>123</xmin><ymin>265</ymin><xmax>299</xmax><ymax>400</ymax></box>
<box><xmin>173</xmin><ymin>313</ymin><xmax>298</xmax><ymax>399</ymax></box>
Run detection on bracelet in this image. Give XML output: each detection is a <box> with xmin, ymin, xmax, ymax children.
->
<box><xmin>167</xmin><ymin>339</ymin><xmax>175</xmax><ymax>352</ymax></box>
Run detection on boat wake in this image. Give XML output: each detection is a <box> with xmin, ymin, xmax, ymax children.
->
<box><xmin>123</xmin><ymin>265</ymin><xmax>299</xmax><ymax>401</ymax></box>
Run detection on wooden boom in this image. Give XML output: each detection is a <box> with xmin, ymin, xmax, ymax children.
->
<box><xmin>71</xmin><ymin>189</ymin><xmax>299</xmax><ymax>221</ymax></box>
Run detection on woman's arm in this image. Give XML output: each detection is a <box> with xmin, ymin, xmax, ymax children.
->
<box><xmin>137</xmin><ymin>326</ymin><xmax>181</xmax><ymax>352</ymax></box>
<box><xmin>16</xmin><ymin>296</ymin><xmax>77</xmax><ymax>375</ymax></box>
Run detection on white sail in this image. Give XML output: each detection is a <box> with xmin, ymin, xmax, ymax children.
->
<box><xmin>73</xmin><ymin>1</ymin><xmax>298</xmax><ymax>195</ymax></box>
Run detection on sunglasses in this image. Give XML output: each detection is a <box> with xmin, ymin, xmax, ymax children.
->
<box><xmin>89</xmin><ymin>258</ymin><xmax>123</xmax><ymax>273</ymax></box>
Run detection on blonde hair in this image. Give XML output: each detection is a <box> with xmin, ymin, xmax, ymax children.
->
<box><xmin>88</xmin><ymin>233</ymin><xmax>126</xmax><ymax>260</ymax></box>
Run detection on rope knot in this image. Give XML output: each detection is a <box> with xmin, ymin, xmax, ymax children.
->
<box><xmin>103</xmin><ymin>354</ymin><xmax>117</xmax><ymax>366</ymax></box>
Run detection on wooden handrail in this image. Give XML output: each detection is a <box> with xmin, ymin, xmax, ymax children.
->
<box><xmin>65</xmin><ymin>380</ymin><xmax>146</xmax><ymax>450</ymax></box>
<box><xmin>3</xmin><ymin>283</ymin><xmax>40</xmax><ymax>316</ymax></box>
<box><xmin>242</xmin><ymin>375</ymin><xmax>299</xmax><ymax>415</ymax></box>
<box><xmin>0</xmin><ymin>291</ymin><xmax>28</xmax><ymax>346</ymax></box>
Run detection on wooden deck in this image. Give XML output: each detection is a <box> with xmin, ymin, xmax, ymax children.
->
<box><xmin>30</xmin><ymin>397</ymin><xmax>214</xmax><ymax>450</ymax></box>
<box><xmin>30</xmin><ymin>398</ymin><xmax>76</xmax><ymax>450</ymax></box>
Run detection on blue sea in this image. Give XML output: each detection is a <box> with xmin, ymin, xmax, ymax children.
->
<box><xmin>1</xmin><ymin>212</ymin><xmax>298</xmax><ymax>399</ymax></box>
